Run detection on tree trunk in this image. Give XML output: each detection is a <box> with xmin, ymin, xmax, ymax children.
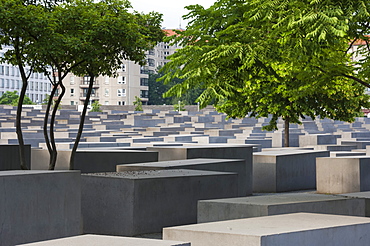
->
<box><xmin>44</xmin><ymin>84</ymin><xmax>57</xmax><ymax>169</ymax></box>
<box><xmin>284</xmin><ymin>117</ymin><xmax>290</xmax><ymax>147</ymax></box>
<box><xmin>14</xmin><ymin>37</ymin><xmax>28</xmax><ymax>170</ymax></box>
<box><xmin>69</xmin><ymin>74</ymin><xmax>95</xmax><ymax>170</ymax></box>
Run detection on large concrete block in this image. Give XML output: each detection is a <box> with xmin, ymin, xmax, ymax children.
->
<box><xmin>147</xmin><ymin>144</ymin><xmax>253</xmax><ymax>194</ymax></box>
<box><xmin>164</xmin><ymin>213</ymin><xmax>370</xmax><ymax>246</ymax></box>
<box><xmin>253</xmin><ymin>149</ymin><xmax>329</xmax><ymax>192</ymax></box>
<box><xmin>81</xmin><ymin>170</ymin><xmax>238</xmax><ymax>236</ymax></box>
<box><xmin>338</xmin><ymin>191</ymin><xmax>370</xmax><ymax>217</ymax></box>
<box><xmin>18</xmin><ymin>234</ymin><xmax>190</xmax><ymax>246</ymax></box>
<box><xmin>32</xmin><ymin>149</ymin><xmax>158</xmax><ymax>172</ymax></box>
<box><xmin>0</xmin><ymin>170</ymin><xmax>81</xmax><ymax>246</ymax></box>
<box><xmin>0</xmin><ymin>144</ymin><xmax>31</xmax><ymax>170</ymax></box>
<box><xmin>198</xmin><ymin>193</ymin><xmax>365</xmax><ymax>223</ymax></box>
<box><xmin>317</xmin><ymin>157</ymin><xmax>370</xmax><ymax>194</ymax></box>
<box><xmin>116</xmin><ymin>158</ymin><xmax>251</xmax><ymax>196</ymax></box>
<box><xmin>299</xmin><ymin>134</ymin><xmax>341</xmax><ymax>146</ymax></box>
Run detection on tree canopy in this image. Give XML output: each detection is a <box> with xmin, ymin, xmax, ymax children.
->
<box><xmin>0</xmin><ymin>91</ymin><xmax>33</xmax><ymax>105</ymax></box>
<box><xmin>160</xmin><ymin>0</ymin><xmax>370</xmax><ymax>143</ymax></box>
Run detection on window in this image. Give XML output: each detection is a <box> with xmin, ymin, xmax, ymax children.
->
<box><xmin>164</xmin><ymin>45</ymin><xmax>170</xmax><ymax>49</ymax></box>
<box><xmin>5</xmin><ymin>66</ymin><xmax>9</xmax><ymax>76</ymax></box>
<box><xmin>10</xmin><ymin>80</ymin><xmax>14</xmax><ymax>89</ymax></box>
<box><xmin>5</xmin><ymin>79</ymin><xmax>9</xmax><ymax>88</ymax></box>
<box><xmin>10</xmin><ymin>67</ymin><xmax>14</xmax><ymax>76</ymax></box>
<box><xmin>164</xmin><ymin>51</ymin><xmax>170</xmax><ymax>55</ymax></box>
<box><xmin>105</xmin><ymin>77</ymin><xmax>109</xmax><ymax>84</ymax></box>
<box><xmin>105</xmin><ymin>89</ymin><xmax>109</xmax><ymax>96</ymax></box>
<box><xmin>83</xmin><ymin>88</ymin><xmax>96</xmax><ymax>97</ymax></box>
<box><xmin>118</xmin><ymin>76</ymin><xmax>125</xmax><ymax>84</ymax></box>
<box><xmin>140</xmin><ymin>66</ymin><xmax>149</xmax><ymax>74</ymax></box>
<box><xmin>149</xmin><ymin>49</ymin><xmax>155</xmax><ymax>55</ymax></box>
<box><xmin>117</xmin><ymin>101</ymin><xmax>125</xmax><ymax>105</ymax></box>
<box><xmin>70</xmin><ymin>76</ymin><xmax>75</xmax><ymax>85</ymax></box>
<box><xmin>71</xmin><ymin>101</ymin><xmax>74</xmax><ymax>105</ymax></box>
<box><xmin>147</xmin><ymin>58</ymin><xmax>155</xmax><ymax>67</ymax></box>
<box><xmin>140</xmin><ymin>90</ymin><xmax>149</xmax><ymax>98</ymax></box>
<box><xmin>35</xmin><ymin>82</ymin><xmax>38</xmax><ymax>91</ymax></box>
<box><xmin>83</xmin><ymin>76</ymin><xmax>90</xmax><ymax>84</ymax></box>
<box><xmin>105</xmin><ymin>101</ymin><xmax>109</xmax><ymax>105</ymax></box>
<box><xmin>122</xmin><ymin>64</ymin><xmax>126</xmax><ymax>72</ymax></box>
<box><xmin>34</xmin><ymin>73</ymin><xmax>38</xmax><ymax>79</ymax></box>
<box><xmin>140</xmin><ymin>78</ymin><xmax>148</xmax><ymax>86</ymax></box>
<box><xmin>40</xmin><ymin>82</ymin><xmax>43</xmax><ymax>91</ymax></box>
<box><xmin>117</xmin><ymin>89</ymin><xmax>126</xmax><ymax>97</ymax></box>
<box><xmin>30</xmin><ymin>81</ymin><xmax>34</xmax><ymax>90</ymax></box>
<box><xmin>0</xmin><ymin>78</ymin><xmax>4</xmax><ymax>87</ymax></box>
<box><xmin>70</xmin><ymin>88</ymin><xmax>74</xmax><ymax>96</ymax></box>
<box><xmin>0</xmin><ymin>66</ymin><xmax>4</xmax><ymax>75</ymax></box>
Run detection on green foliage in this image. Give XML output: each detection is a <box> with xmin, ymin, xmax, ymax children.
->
<box><xmin>0</xmin><ymin>91</ymin><xmax>34</xmax><ymax>106</ymax></box>
<box><xmin>159</xmin><ymin>0</ymin><xmax>370</xmax><ymax>130</ymax></box>
<box><xmin>133</xmin><ymin>96</ymin><xmax>143</xmax><ymax>111</ymax></box>
<box><xmin>173</xmin><ymin>101</ymin><xmax>186</xmax><ymax>111</ymax></box>
<box><xmin>90</xmin><ymin>101</ymin><xmax>102</xmax><ymax>112</ymax></box>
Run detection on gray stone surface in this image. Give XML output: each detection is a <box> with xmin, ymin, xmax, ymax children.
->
<box><xmin>197</xmin><ymin>193</ymin><xmax>365</xmax><ymax>223</ymax></box>
<box><xmin>0</xmin><ymin>144</ymin><xmax>31</xmax><ymax>170</ymax></box>
<box><xmin>253</xmin><ymin>149</ymin><xmax>329</xmax><ymax>192</ymax></box>
<box><xmin>317</xmin><ymin>157</ymin><xmax>370</xmax><ymax>194</ymax></box>
<box><xmin>0</xmin><ymin>170</ymin><xmax>81</xmax><ymax>246</ymax></box>
<box><xmin>116</xmin><ymin>158</ymin><xmax>250</xmax><ymax>196</ymax></box>
<box><xmin>339</xmin><ymin>191</ymin><xmax>370</xmax><ymax>217</ymax></box>
<box><xmin>81</xmin><ymin>170</ymin><xmax>238</xmax><ymax>236</ymax></box>
<box><xmin>18</xmin><ymin>234</ymin><xmax>190</xmax><ymax>246</ymax></box>
<box><xmin>164</xmin><ymin>213</ymin><xmax>370</xmax><ymax>246</ymax></box>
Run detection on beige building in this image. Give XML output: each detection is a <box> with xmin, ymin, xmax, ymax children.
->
<box><xmin>60</xmin><ymin>29</ymin><xmax>182</xmax><ymax>106</ymax></box>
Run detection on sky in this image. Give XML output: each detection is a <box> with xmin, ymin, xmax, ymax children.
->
<box><xmin>130</xmin><ymin>0</ymin><xmax>216</xmax><ymax>29</ymax></box>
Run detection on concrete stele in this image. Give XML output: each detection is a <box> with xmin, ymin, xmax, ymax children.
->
<box><xmin>164</xmin><ymin>213</ymin><xmax>370</xmax><ymax>246</ymax></box>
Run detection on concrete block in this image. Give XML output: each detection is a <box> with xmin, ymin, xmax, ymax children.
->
<box><xmin>317</xmin><ymin>157</ymin><xmax>370</xmax><ymax>194</ymax></box>
<box><xmin>338</xmin><ymin>191</ymin><xmax>370</xmax><ymax>217</ymax></box>
<box><xmin>117</xmin><ymin>158</ymin><xmax>251</xmax><ymax>196</ymax></box>
<box><xmin>253</xmin><ymin>150</ymin><xmax>329</xmax><ymax>192</ymax></box>
<box><xmin>32</xmin><ymin>149</ymin><xmax>158</xmax><ymax>172</ymax></box>
<box><xmin>0</xmin><ymin>144</ymin><xmax>31</xmax><ymax>170</ymax></box>
<box><xmin>81</xmin><ymin>170</ymin><xmax>238</xmax><ymax>236</ymax></box>
<box><xmin>0</xmin><ymin>170</ymin><xmax>81</xmax><ymax>246</ymax></box>
<box><xmin>164</xmin><ymin>213</ymin><xmax>370</xmax><ymax>246</ymax></box>
<box><xmin>198</xmin><ymin>193</ymin><xmax>365</xmax><ymax>223</ymax></box>
<box><xmin>299</xmin><ymin>134</ymin><xmax>341</xmax><ymax>146</ymax></box>
<box><xmin>18</xmin><ymin>234</ymin><xmax>190</xmax><ymax>246</ymax></box>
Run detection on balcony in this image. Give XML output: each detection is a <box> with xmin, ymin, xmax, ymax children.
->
<box><xmin>80</xmin><ymin>81</ymin><xmax>100</xmax><ymax>88</ymax></box>
<box><xmin>80</xmin><ymin>92</ymin><xmax>99</xmax><ymax>101</ymax></box>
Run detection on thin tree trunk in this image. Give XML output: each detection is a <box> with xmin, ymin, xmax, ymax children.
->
<box><xmin>284</xmin><ymin>117</ymin><xmax>290</xmax><ymax>147</ymax></box>
<box><xmin>14</xmin><ymin>37</ymin><xmax>28</xmax><ymax>170</ymax></box>
<box><xmin>44</xmin><ymin>83</ymin><xmax>57</xmax><ymax>169</ymax></box>
<box><xmin>69</xmin><ymin>74</ymin><xmax>94</xmax><ymax>170</ymax></box>
<box><xmin>48</xmin><ymin>78</ymin><xmax>65</xmax><ymax>170</ymax></box>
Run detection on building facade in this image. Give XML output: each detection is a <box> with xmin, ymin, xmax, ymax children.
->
<box><xmin>0</xmin><ymin>46</ymin><xmax>52</xmax><ymax>104</ymax></box>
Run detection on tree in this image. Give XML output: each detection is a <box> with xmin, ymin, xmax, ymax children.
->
<box><xmin>90</xmin><ymin>101</ymin><xmax>102</xmax><ymax>112</ymax></box>
<box><xmin>160</xmin><ymin>0</ymin><xmax>370</xmax><ymax>147</ymax></box>
<box><xmin>133</xmin><ymin>96</ymin><xmax>143</xmax><ymax>111</ymax></box>
<box><xmin>148</xmin><ymin>68</ymin><xmax>203</xmax><ymax>105</ymax></box>
<box><xmin>0</xmin><ymin>91</ymin><xmax>33</xmax><ymax>105</ymax></box>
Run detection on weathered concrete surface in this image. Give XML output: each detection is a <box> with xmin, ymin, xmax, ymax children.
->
<box><xmin>253</xmin><ymin>149</ymin><xmax>329</xmax><ymax>192</ymax></box>
<box><xmin>198</xmin><ymin>193</ymin><xmax>365</xmax><ymax>223</ymax></box>
<box><xmin>0</xmin><ymin>144</ymin><xmax>31</xmax><ymax>170</ymax></box>
<box><xmin>338</xmin><ymin>191</ymin><xmax>370</xmax><ymax>217</ymax></box>
<box><xmin>164</xmin><ymin>213</ymin><xmax>370</xmax><ymax>246</ymax></box>
<box><xmin>81</xmin><ymin>170</ymin><xmax>238</xmax><ymax>236</ymax></box>
<box><xmin>18</xmin><ymin>234</ymin><xmax>190</xmax><ymax>246</ymax></box>
<box><xmin>32</xmin><ymin>149</ymin><xmax>158</xmax><ymax>172</ymax></box>
<box><xmin>117</xmin><ymin>158</ymin><xmax>250</xmax><ymax>196</ymax></box>
<box><xmin>0</xmin><ymin>170</ymin><xmax>81</xmax><ymax>246</ymax></box>
<box><xmin>317</xmin><ymin>157</ymin><xmax>370</xmax><ymax>194</ymax></box>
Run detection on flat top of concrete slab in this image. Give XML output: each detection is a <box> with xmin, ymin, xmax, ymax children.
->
<box><xmin>0</xmin><ymin>170</ymin><xmax>80</xmax><ymax>177</ymax></box>
<box><xmin>164</xmin><ymin>213</ymin><xmax>370</xmax><ymax>236</ymax></box>
<box><xmin>76</xmin><ymin>149</ymin><xmax>157</xmax><ymax>153</ymax></box>
<box><xmin>118</xmin><ymin>158</ymin><xmax>245</xmax><ymax>168</ymax></box>
<box><xmin>199</xmin><ymin>193</ymin><xmax>349</xmax><ymax>205</ymax></box>
<box><xmin>317</xmin><ymin>156</ymin><xmax>370</xmax><ymax>159</ymax></box>
<box><xmin>83</xmin><ymin>169</ymin><xmax>236</xmax><ymax>179</ymax></box>
<box><xmin>253</xmin><ymin>149</ymin><xmax>328</xmax><ymax>156</ymax></box>
<box><xmin>147</xmin><ymin>144</ymin><xmax>256</xmax><ymax>149</ymax></box>
<box><xmin>18</xmin><ymin>234</ymin><xmax>190</xmax><ymax>246</ymax></box>
<box><xmin>339</xmin><ymin>191</ymin><xmax>370</xmax><ymax>198</ymax></box>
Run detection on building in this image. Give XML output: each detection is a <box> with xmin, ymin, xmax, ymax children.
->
<box><xmin>0</xmin><ymin>46</ymin><xmax>52</xmax><ymax>103</ymax></box>
<box><xmin>60</xmin><ymin>29</ymin><xmax>181</xmax><ymax>106</ymax></box>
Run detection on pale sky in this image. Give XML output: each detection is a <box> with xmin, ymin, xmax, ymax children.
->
<box><xmin>130</xmin><ymin>0</ymin><xmax>216</xmax><ymax>29</ymax></box>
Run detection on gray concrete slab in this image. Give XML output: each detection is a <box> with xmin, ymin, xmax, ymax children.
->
<box><xmin>81</xmin><ymin>169</ymin><xmax>238</xmax><ymax>236</ymax></box>
<box><xmin>18</xmin><ymin>234</ymin><xmax>190</xmax><ymax>246</ymax></box>
<box><xmin>198</xmin><ymin>193</ymin><xmax>365</xmax><ymax>223</ymax></box>
<box><xmin>117</xmin><ymin>158</ymin><xmax>250</xmax><ymax>196</ymax></box>
<box><xmin>164</xmin><ymin>213</ymin><xmax>370</xmax><ymax>246</ymax></box>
